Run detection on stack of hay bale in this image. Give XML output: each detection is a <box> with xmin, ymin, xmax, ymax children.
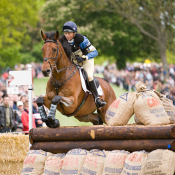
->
<box><xmin>0</xmin><ymin>133</ymin><xmax>29</xmax><ymax>175</ymax></box>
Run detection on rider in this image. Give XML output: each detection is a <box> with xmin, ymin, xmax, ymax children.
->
<box><xmin>63</xmin><ymin>21</ymin><xmax>106</xmax><ymax>108</ymax></box>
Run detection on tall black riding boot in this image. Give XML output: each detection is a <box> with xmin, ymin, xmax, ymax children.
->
<box><xmin>89</xmin><ymin>79</ymin><xmax>107</xmax><ymax>108</ymax></box>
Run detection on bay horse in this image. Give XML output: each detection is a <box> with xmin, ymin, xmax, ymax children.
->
<box><xmin>37</xmin><ymin>30</ymin><xmax>116</xmax><ymax>127</ymax></box>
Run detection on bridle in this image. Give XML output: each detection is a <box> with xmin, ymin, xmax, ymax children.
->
<box><xmin>43</xmin><ymin>40</ymin><xmax>78</xmax><ymax>95</ymax></box>
<box><xmin>43</xmin><ymin>40</ymin><xmax>60</xmax><ymax>72</ymax></box>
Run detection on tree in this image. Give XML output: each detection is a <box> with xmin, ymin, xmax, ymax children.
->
<box><xmin>105</xmin><ymin>0</ymin><xmax>175</xmax><ymax>75</ymax></box>
<box><xmin>0</xmin><ymin>0</ymin><xmax>38</xmax><ymax>71</ymax></box>
<box><xmin>41</xmin><ymin>0</ymin><xmax>159</xmax><ymax>69</ymax></box>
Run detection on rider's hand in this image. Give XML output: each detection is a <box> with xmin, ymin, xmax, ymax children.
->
<box><xmin>76</xmin><ymin>55</ymin><xmax>87</xmax><ymax>63</ymax></box>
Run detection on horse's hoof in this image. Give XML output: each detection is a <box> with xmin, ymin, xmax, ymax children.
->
<box><xmin>43</xmin><ymin>120</ymin><xmax>52</xmax><ymax>128</ymax></box>
<box><xmin>36</xmin><ymin>97</ymin><xmax>44</xmax><ymax>107</ymax></box>
<box><xmin>41</xmin><ymin>117</ymin><xmax>47</xmax><ymax>122</ymax></box>
<box><xmin>52</xmin><ymin>119</ymin><xmax>60</xmax><ymax>128</ymax></box>
<box><xmin>93</xmin><ymin>117</ymin><xmax>103</xmax><ymax>125</ymax></box>
<box><xmin>52</xmin><ymin>95</ymin><xmax>62</xmax><ymax>105</ymax></box>
<box><xmin>47</xmin><ymin>116</ymin><xmax>59</xmax><ymax>127</ymax></box>
<box><xmin>98</xmin><ymin>117</ymin><xmax>103</xmax><ymax>125</ymax></box>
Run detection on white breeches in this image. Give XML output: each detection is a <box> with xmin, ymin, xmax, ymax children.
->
<box><xmin>83</xmin><ymin>59</ymin><xmax>94</xmax><ymax>81</ymax></box>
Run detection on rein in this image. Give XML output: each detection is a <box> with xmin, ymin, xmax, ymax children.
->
<box><xmin>50</xmin><ymin>65</ymin><xmax>78</xmax><ymax>95</ymax></box>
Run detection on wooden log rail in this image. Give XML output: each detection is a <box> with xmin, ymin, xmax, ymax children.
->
<box><xmin>29</xmin><ymin>125</ymin><xmax>175</xmax><ymax>153</ymax></box>
<box><xmin>31</xmin><ymin>139</ymin><xmax>175</xmax><ymax>153</ymax></box>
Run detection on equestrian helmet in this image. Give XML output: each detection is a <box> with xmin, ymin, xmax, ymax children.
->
<box><xmin>63</xmin><ymin>21</ymin><xmax>77</xmax><ymax>32</ymax></box>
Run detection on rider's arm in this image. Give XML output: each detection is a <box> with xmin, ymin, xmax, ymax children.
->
<box><xmin>79</xmin><ymin>36</ymin><xmax>98</xmax><ymax>60</ymax></box>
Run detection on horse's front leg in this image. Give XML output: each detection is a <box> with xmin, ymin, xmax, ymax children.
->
<box><xmin>47</xmin><ymin>95</ymin><xmax>62</xmax><ymax>128</ymax></box>
<box><xmin>36</xmin><ymin>95</ymin><xmax>52</xmax><ymax>127</ymax></box>
<box><xmin>36</xmin><ymin>95</ymin><xmax>60</xmax><ymax>128</ymax></box>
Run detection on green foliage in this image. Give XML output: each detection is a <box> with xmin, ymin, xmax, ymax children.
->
<box><xmin>0</xmin><ymin>0</ymin><xmax>39</xmax><ymax>71</ymax></box>
<box><xmin>40</xmin><ymin>0</ymin><xmax>161</xmax><ymax>69</ymax></box>
<box><xmin>1</xmin><ymin>0</ymin><xmax>174</xmax><ymax>72</ymax></box>
<box><xmin>0</xmin><ymin>46</ymin><xmax>21</xmax><ymax>70</ymax></box>
<box><xmin>20</xmin><ymin>40</ymin><xmax>43</xmax><ymax>64</ymax></box>
<box><xmin>105</xmin><ymin>0</ymin><xmax>175</xmax><ymax>72</ymax></box>
<box><xmin>167</xmin><ymin>50</ymin><xmax>175</xmax><ymax>64</ymax></box>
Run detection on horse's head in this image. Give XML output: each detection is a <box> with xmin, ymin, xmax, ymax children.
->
<box><xmin>41</xmin><ymin>30</ymin><xmax>60</xmax><ymax>77</ymax></box>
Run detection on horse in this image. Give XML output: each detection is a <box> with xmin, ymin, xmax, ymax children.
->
<box><xmin>37</xmin><ymin>30</ymin><xmax>116</xmax><ymax>127</ymax></box>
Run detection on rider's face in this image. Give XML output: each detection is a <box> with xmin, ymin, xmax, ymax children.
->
<box><xmin>64</xmin><ymin>32</ymin><xmax>75</xmax><ymax>41</ymax></box>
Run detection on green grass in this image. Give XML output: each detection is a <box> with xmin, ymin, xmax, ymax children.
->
<box><xmin>33</xmin><ymin>74</ymin><xmax>135</xmax><ymax>126</ymax></box>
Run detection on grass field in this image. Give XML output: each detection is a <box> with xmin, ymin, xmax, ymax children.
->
<box><xmin>33</xmin><ymin>74</ymin><xmax>135</xmax><ymax>126</ymax></box>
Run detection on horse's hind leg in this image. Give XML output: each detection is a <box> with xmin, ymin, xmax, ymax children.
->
<box><xmin>97</xmin><ymin>106</ymin><xmax>107</xmax><ymax>124</ymax></box>
<box><xmin>75</xmin><ymin>113</ymin><xmax>103</xmax><ymax>125</ymax></box>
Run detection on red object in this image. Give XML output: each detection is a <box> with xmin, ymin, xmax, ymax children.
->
<box><xmin>2</xmin><ymin>72</ymin><xmax>9</xmax><ymax>80</ymax></box>
<box><xmin>21</xmin><ymin>110</ymin><xmax>36</xmax><ymax>133</ymax></box>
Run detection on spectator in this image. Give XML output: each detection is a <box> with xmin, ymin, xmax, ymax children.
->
<box><xmin>0</xmin><ymin>94</ymin><xmax>16</xmax><ymax>133</ymax></box>
<box><xmin>33</xmin><ymin>97</ymin><xmax>43</xmax><ymax>128</ymax></box>
<box><xmin>8</xmin><ymin>94</ymin><xmax>14</xmax><ymax>102</ymax></box>
<box><xmin>15</xmin><ymin>101</ymin><xmax>24</xmax><ymax>132</ymax></box>
<box><xmin>13</xmin><ymin>94</ymin><xmax>19</xmax><ymax>110</ymax></box>
<box><xmin>21</xmin><ymin>101</ymin><xmax>36</xmax><ymax>134</ymax></box>
<box><xmin>9</xmin><ymin>100</ymin><xmax>14</xmax><ymax>108</ymax></box>
<box><xmin>20</xmin><ymin>95</ymin><xmax>27</xmax><ymax>104</ymax></box>
<box><xmin>0</xmin><ymin>91</ymin><xmax>4</xmax><ymax>104</ymax></box>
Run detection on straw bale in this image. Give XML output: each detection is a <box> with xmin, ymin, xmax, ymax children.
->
<box><xmin>0</xmin><ymin>133</ymin><xmax>29</xmax><ymax>158</ymax></box>
<box><xmin>0</xmin><ymin>133</ymin><xmax>29</xmax><ymax>175</ymax></box>
<box><xmin>0</xmin><ymin>158</ymin><xmax>23</xmax><ymax>175</ymax></box>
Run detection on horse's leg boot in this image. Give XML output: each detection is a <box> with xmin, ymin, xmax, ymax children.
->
<box><xmin>52</xmin><ymin>95</ymin><xmax>62</xmax><ymax>105</ymax></box>
<box><xmin>36</xmin><ymin>97</ymin><xmax>51</xmax><ymax>127</ymax></box>
<box><xmin>47</xmin><ymin>95</ymin><xmax>62</xmax><ymax>127</ymax></box>
<box><xmin>89</xmin><ymin>80</ymin><xmax>107</xmax><ymax>108</ymax></box>
<box><xmin>51</xmin><ymin>119</ymin><xmax>60</xmax><ymax>128</ymax></box>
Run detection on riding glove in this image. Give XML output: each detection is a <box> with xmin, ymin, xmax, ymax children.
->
<box><xmin>76</xmin><ymin>55</ymin><xmax>87</xmax><ymax>63</ymax></box>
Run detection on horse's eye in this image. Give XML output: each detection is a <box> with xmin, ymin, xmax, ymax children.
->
<box><xmin>53</xmin><ymin>48</ymin><xmax>57</xmax><ymax>52</ymax></box>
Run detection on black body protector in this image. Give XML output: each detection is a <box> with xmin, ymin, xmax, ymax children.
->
<box><xmin>64</xmin><ymin>33</ymin><xmax>89</xmax><ymax>62</ymax></box>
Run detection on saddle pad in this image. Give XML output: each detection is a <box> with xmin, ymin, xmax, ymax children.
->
<box><xmin>79</xmin><ymin>69</ymin><xmax>103</xmax><ymax>96</ymax></box>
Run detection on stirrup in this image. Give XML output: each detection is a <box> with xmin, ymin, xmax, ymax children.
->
<box><xmin>95</xmin><ymin>97</ymin><xmax>107</xmax><ymax>108</ymax></box>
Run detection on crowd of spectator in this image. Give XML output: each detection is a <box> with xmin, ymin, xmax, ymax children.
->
<box><xmin>0</xmin><ymin>63</ymin><xmax>45</xmax><ymax>134</ymax></box>
<box><xmin>101</xmin><ymin>62</ymin><xmax>175</xmax><ymax>105</ymax></box>
<box><xmin>0</xmin><ymin>91</ymin><xmax>46</xmax><ymax>134</ymax></box>
<box><xmin>1</xmin><ymin>61</ymin><xmax>175</xmax><ymax>133</ymax></box>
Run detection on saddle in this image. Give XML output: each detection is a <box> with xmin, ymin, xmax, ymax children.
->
<box><xmin>82</xmin><ymin>69</ymin><xmax>99</xmax><ymax>88</ymax></box>
<box><xmin>79</xmin><ymin>67</ymin><xmax>103</xmax><ymax>96</ymax></box>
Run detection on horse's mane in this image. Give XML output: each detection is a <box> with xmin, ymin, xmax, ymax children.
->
<box><xmin>59</xmin><ymin>35</ymin><xmax>72</xmax><ymax>60</ymax></box>
<box><xmin>45</xmin><ymin>31</ymin><xmax>72</xmax><ymax>60</ymax></box>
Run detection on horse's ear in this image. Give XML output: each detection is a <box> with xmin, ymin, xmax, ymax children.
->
<box><xmin>41</xmin><ymin>30</ymin><xmax>47</xmax><ymax>41</ymax></box>
<box><xmin>54</xmin><ymin>31</ymin><xmax>59</xmax><ymax>41</ymax></box>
